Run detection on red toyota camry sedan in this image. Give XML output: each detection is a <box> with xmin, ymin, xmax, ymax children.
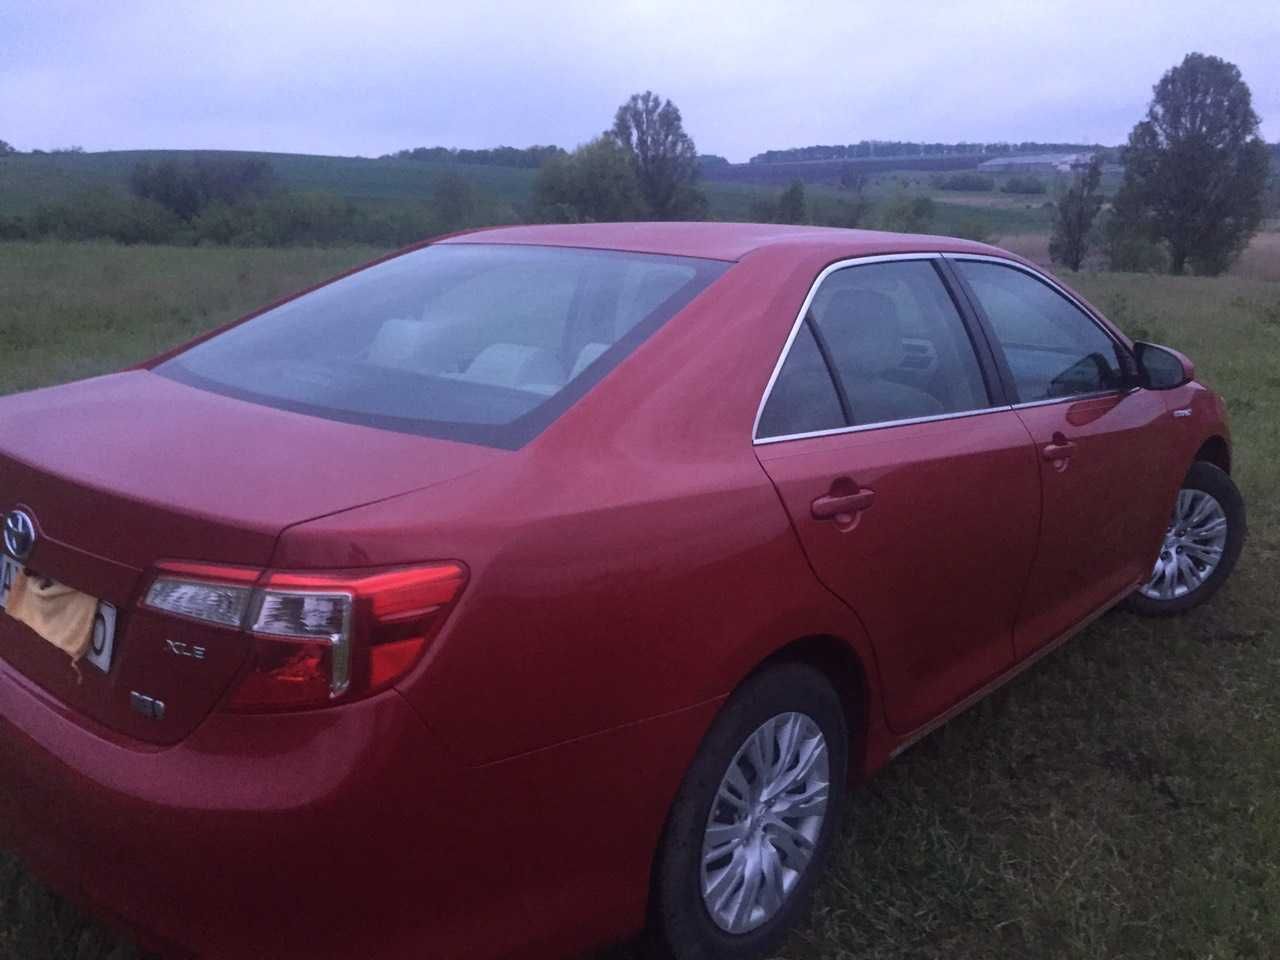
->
<box><xmin>0</xmin><ymin>223</ymin><xmax>1244</xmax><ymax>959</ymax></box>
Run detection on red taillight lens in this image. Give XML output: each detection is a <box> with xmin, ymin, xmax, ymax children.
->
<box><xmin>144</xmin><ymin>561</ymin><xmax>467</xmax><ymax>712</ymax></box>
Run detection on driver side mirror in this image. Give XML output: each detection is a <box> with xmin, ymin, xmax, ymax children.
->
<box><xmin>1133</xmin><ymin>341</ymin><xmax>1194</xmax><ymax>390</ymax></box>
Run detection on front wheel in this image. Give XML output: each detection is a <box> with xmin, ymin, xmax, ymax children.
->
<box><xmin>1125</xmin><ymin>461</ymin><xmax>1245</xmax><ymax>617</ymax></box>
<box><xmin>650</xmin><ymin>663</ymin><xmax>848</xmax><ymax>960</ymax></box>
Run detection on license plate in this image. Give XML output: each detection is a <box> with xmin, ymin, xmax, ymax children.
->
<box><xmin>0</xmin><ymin>555</ymin><xmax>116</xmax><ymax>673</ymax></box>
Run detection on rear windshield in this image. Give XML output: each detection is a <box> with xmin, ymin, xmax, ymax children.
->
<box><xmin>159</xmin><ymin>243</ymin><xmax>728</xmax><ymax>448</ymax></box>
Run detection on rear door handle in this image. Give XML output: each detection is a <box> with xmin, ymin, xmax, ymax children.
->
<box><xmin>1041</xmin><ymin>435</ymin><xmax>1077</xmax><ymax>461</ymax></box>
<box><xmin>811</xmin><ymin>489</ymin><xmax>876</xmax><ymax>520</ymax></box>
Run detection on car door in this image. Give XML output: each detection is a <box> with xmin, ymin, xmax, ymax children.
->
<box><xmin>754</xmin><ymin>255</ymin><xmax>1041</xmax><ymax>735</ymax></box>
<box><xmin>948</xmin><ymin>257</ymin><xmax>1176</xmax><ymax>658</ymax></box>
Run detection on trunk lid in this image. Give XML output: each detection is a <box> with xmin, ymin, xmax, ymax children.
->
<box><xmin>0</xmin><ymin>372</ymin><xmax>503</xmax><ymax>743</ymax></box>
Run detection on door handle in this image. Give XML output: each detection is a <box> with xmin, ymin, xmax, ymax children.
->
<box><xmin>811</xmin><ymin>488</ymin><xmax>876</xmax><ymax>520</ymax></box>
<box><xmin>1041</xmin><ymin>436</ymin><xmax>1077</xmax><ymax>461</ymax></box>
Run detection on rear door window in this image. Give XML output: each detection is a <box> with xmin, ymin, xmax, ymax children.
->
<box><xmin>811</xmin><ymin>260</ymin><xmax>990</xmax><ymax>426</ymax></box>
<box><xmin>756</xmin><ymin>259</ymin><xmax>992</xmax><ymax>439</ymax></box>
<box><xmin>756</xmin><ymin>324</ymin><xmax>845</xmax><ymax>439</ymax></box>
<box><xmin>160</xmin><ymin>244</ymin><xmax>728</xmax><ymax>448</ymax></box>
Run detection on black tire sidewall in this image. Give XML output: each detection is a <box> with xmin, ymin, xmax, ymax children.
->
<box><xmin>1126</xmin><ymin>461</ymin><xmax>1246</xmax><ymax>617</ymax></box>
<box><xmin>651</xmin><ymin>663</ymin><xmax>849</xmax><ymax>960</ymax></box>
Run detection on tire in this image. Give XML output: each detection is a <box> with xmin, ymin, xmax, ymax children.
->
<box><xmin>650</xmin><ymin>662</ymin><xmax>848</xmax><ymax>960</ymax></box>
<box><xmin>1124</xmin><ymin>461</ymin><xmax>1246</xmax><ymax>617</ymax></box>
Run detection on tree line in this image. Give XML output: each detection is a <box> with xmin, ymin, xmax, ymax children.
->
<box><xmin>750</xmin><ymin>141</ymin><xmax>1111</xmax><ymax>164</ymax></box>
<box><xmin>385</xmin><ymin>145</ymin><xmax>564</xmax><ymax>168</ymax></box>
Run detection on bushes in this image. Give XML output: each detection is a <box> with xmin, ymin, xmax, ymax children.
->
<box><xmin>530</xmin><ymin>137</ymin><xmax>645</xmax><ymax>223</ymax></box>
<box><xmin>936</xmin><ymin>172</ymin><xmax>995</xmax><ymax>191</ymax></box>
<box><xmin>130</xmin><ymin>157</ymin><xmax>277</xmax><ymax>221</ymax></box>
<box><xmin>25</xmin><ymin>190</ymin><xmax>183</xmax><ymax>244</ymax></box>
<box><xmin>9</xmin><ymin>188</ymin><xmax>454</xmax><ymax>248</ymax></box>
<box><xmin>1001</xmin><ymin>175</ymin><xmax>1047</xmax><ymax>195</ymax></box>
<box><xmin>1103</xmin><ymin>209</ymin><xmax>1168</xmax><ymax>273</ymax></box>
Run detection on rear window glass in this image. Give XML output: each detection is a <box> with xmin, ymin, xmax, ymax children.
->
<box><xmin>159</xmin><ymin>244</ymin><xmax>728</xmax><ymax>448</ymax></box>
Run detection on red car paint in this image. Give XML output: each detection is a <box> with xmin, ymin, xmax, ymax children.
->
<box><xmin>0</xmin><ymin>223</ymin><xmax>1231</xmax><ymax>958</ymax></box>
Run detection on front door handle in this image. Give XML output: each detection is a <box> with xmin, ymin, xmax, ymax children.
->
<box><xmin>1041</xmin><ymin>436</ymin><xmax>1077</xmax><ymax>461</ymax></box>
<box><xmin>811</xmin><ymin>488</ymin><xmax>876</xmax><ymax>521</ymax></box>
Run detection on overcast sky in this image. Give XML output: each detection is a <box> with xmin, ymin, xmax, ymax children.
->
<box><xmin>3</xmin><ymin>0</ymin><xmax>1277</xmax><ymax>162</ymax></box>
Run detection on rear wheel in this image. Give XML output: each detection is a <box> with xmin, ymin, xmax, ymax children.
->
<box><xmin>650</xmin><ymin>663</ymin><xmax>848</xmax><ymax>960</ymax></box>
<box><xmin>1125</xmin><ymin>461</ymin><xmax>1245</xmax><ymax>616</ymax></box>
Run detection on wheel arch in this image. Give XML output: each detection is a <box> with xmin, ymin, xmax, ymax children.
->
<box><xmin>1194</xmin><ymin>435</ymin><xmax>1231</xmax><ymax>474</ymax></box>
<box><xmin>751</xmin><ymin>634</ymin><xmax>872</xmax><ymax>784</ymax></box>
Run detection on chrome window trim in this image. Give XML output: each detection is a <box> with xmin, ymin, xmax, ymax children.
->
<box><xmin>755</xmin><ymin>403</ymin><xmax>1013</xmax><ymax>447</ymax></box>
<box><xmin>752</xmin><ymin>252</ymin><xmax>964</xmax><ymax>444</ymax></box>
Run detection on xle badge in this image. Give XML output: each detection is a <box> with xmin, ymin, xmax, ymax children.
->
<box><xmin>164</xmin><ymin>638</ymin><xmax>207</xmax><ymax>660</ymax></box>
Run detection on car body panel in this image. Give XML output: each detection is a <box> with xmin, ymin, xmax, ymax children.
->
<box><xmin>0</xmin><ymin>370</ymin><xmax>505</xmax><ymax>569</ymax></box>
<box><xmin>273</xmin><ymin>245</ymin><xmax>889</xmax><ymax>764</ymax></box>
<box><xmin>0</xmin><ymin>223</ymin><xmax>1236</xmax><ymax>959</ymax></box>
<box><xmin>0</xmin><ymin>371</ymin><xmax>503</xmax><ymax>742</ymax></box>
<box><xmin>0</xmin><ymin>653</ymin><xmax>723</xmax><ymax>959</ymax></box>
<box><xmin>1010</xmin><ymin>389</ymin><xmax>1180</xmax><ymax>656</ymax></box>
<box><xmin>755</xmin><ymin>408</ymin><xmax>1041</xmax><ymax>733</ymax></box>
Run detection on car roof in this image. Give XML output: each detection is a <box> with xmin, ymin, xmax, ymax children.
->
<box><xmin>440</xmin><ymin>221</ymin><xmax>1007</xmax><ymax>263</ymax></box>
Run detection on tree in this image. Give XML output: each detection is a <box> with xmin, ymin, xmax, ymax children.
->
<box><xmin>0</xmin><ymin>140</ymin><xmax>15</xmax><ymax>155</ymax></box>
<box><xmin>1113</xmin><ymin>53</ymin><xmax>1270</xmax><ymax>275</ymax></box>
<box><xmin>774</xmin><ymin>180</ymin><xmax>807</xmax><ymax>224</ymax></box>
<box><xmin>431</xmin><ymin>173</ymin><xmax>476</xmax><ymax>231</ymax></box>
<box><xmin>839</xmin><ymin>165</ymin><xmax>867</xmax><ymax>192</ymax></box>
<box><xmin>878</xmin><ymin>194</ymin><xmax>935</xmax><ymax>233</ymax></box>
<box><xmin>609</xmin><ymin>91</ymin><xmax>704</xmax><ymax>219</ymax></box>
<box><xmin>1050</xmin><ymin>157</ymin><xmax>1104</xmax><ymax>270</ymax></box>
<box><xmin>530</xmin><ymin>136</ymin><xmax>644</xmax><ymax>223</ymax></box>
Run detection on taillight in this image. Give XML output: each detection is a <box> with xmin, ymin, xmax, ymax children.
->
<box><xmin>143</xmin><ymin>561</ymin><xmax>467</xmax><ymax>712</ymax></box>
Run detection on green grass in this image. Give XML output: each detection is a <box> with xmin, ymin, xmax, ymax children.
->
<box><xmin>0</xmin><ymin>243</ymin><xmax>1278</xmax><ymax>959</ymax></box>
<box><xmin>0</xmin><ymin>242</ymin><xmax>380</xmax><ymax>394</ymax></box>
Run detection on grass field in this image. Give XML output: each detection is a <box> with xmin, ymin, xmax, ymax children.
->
<box><xmin>0</xmin><ymin>150</ymin><xmax>540</xmax><ymax>216</ymax></box>
<box><xmin>0</xmin><ymin>241</ymin><xmax>1278</xmax><ymax>960</ymax></box>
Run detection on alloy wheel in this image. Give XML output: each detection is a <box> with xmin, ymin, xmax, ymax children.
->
<box><xmin>1138</xmin><ymin>488</ymin><xmax>1229</xmax><ymax>600</ymax></box>
<box><xmin>699</xmin><ymin>712</ymin><xmax>830</xmax><ymax>934</ymax></box>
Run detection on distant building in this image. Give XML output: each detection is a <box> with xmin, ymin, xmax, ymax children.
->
<box><xmin>978</xmin><ymin>152</ymin><xmax>1095</xmax><ymax>173</ymax></box>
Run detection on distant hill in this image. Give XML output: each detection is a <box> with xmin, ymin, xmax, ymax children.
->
<box><xmin>0</xmin><ymin>149</ymin><xmax>538</xmax><ymax>217</ymax></box>
<box><xmin>702</xmin><ymin>141</ymin><xmax>1120</xmax><ymax>187</ymax></box>
<box><xmin>702</xmin><ymin>154</ymin><xmax>989</xmax><ymax>184</ymax></box>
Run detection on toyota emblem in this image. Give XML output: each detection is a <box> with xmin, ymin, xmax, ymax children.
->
<box><xmin>2</xmin><ymin>510</ymin><xmax>36</xmax><ymax>563</ymax></box>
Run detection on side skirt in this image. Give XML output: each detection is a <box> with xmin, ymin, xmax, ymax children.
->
<box><xmin>887</xmin><ymin>582</ymin><xmax>1136</xmax><ymax>760</ymax></box>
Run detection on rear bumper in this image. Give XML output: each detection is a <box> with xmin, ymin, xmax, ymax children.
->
<box><xmin>0</xmin><ymin>656</ymin><xmax>719</xmax><ymax>959</ymax></box>
<box><xmin>0</xmin><ymin>657</ymin><xmax>470</xmax><ymax>958</ymax></box>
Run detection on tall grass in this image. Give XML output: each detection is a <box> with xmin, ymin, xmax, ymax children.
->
<box><xmin>0</xmin><ymin>242</ymin><xmax>377</xmax><ymax>394</ymax></box>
